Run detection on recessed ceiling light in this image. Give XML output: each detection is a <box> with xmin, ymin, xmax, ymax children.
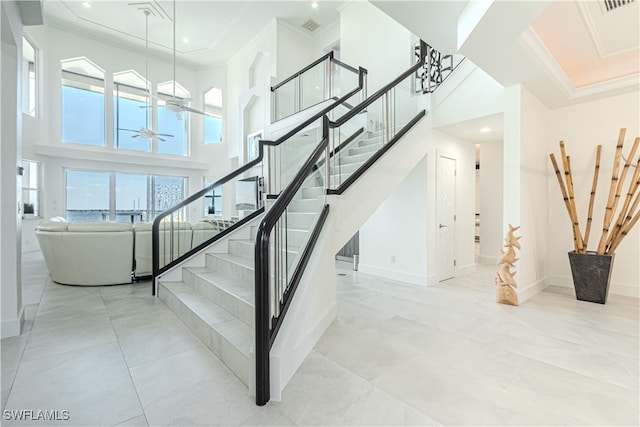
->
<box><xmin>182</xmin><ymin>36</ymin><xmax>189</xmax><ymax>44</ymax></box>
<box><xmin>480</xmin><ymin>126</ymin><xmax>491</xmax><ymax>133</ymax></box>
<box><xmin>82</xmin><ymin>2</ymin><xmax>91</xmax><ymax>8</ymax></box>
<box><xmin>311</xmin><ymin>1</ymin><xmax>318</xmax><ymax>9</ymax></box>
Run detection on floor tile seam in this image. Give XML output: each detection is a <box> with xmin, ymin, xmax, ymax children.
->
<box><xmin>506</xmin><ymin>347</ymin><xmax>638</xmax><ymax>391</ymax></box>
<box><xmin>497</xmin><ymin>325</ymin><xmax>640</xmax><ymax>365</ymax></box>
<box><xmin>107</xmin><ymin>286</ymin><xmax>162</xmax><ymax>426</ymax></box>
<box><xmin>4</xmin><ymin>274</ymin><xmax>51</xmax><ymax>404</ymax></box>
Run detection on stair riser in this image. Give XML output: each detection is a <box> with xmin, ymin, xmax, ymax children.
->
<box><xmin>338</xmin><ymin>152</ymin><xmax>372</xmax><ymax>166</ymax></box>
<box><xmin>206</xmin><ymin>254</ymin><xmax>254</xmax><ymax>285</ymax></box>
<box><xmin>228</xmin><ymin>240</ymin><xmax>254</xmax><ymax>260</ymax></box>
<box><xmin>285</xmin><ymin>212</ymin><xmax>318</xmax><ymax>230</ymax></box>
<box><xmin>348</xmin><ymin>143</ymin><xmax>379</xmax><ymax>157</ymax></box>
<box><xmin>331</xmin><ymin>161</ymin><xmax>364</xmax><ymax>175</ymax></box>
<box><xmin>189</xmin><ymin>274</ymin><xmax>255</xmax><ymax>329</ymax></box>
<box><xmin>158</xmin><ymin>285</ymin><xmax>250</xmax><ymax>386</ymax></box>
<box><xmin>287</xmin><ymin>198</ymin><xmax>323</xmax><ymax>213</ymax></box>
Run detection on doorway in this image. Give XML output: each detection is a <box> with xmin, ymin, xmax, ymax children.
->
<box><xmin>437</xmin><ymin>154</ymin><xmax>456</xmax><ymax>281</ymax></box>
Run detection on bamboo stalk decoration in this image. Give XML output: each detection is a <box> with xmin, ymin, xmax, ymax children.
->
<box><xmin>496</xmin><ymin>224</ymin><xmax>521</xmax><ymax>306</ymax></box>
<box><xmin>549</xmin><ymin>129</ymin><xmax>640</xmax><ymax>256</ymax></box>
<box><xmin>583</xmin><ymin>145</ymin><xmax>602</xmax><ymax>248</ymax></box>
<box><xmin>597</xmin><ymin>129</ymin><xmax>626</xmax><ymax>254</ymax></box>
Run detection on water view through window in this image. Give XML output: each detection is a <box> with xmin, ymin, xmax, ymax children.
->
<box><xmin>66</xmin><ymin>169</ymin><xmax>185</xmax><ymax>223</ymax></box>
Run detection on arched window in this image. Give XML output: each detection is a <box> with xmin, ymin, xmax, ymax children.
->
<box><xmin>113</xmin><ymin>70</ymin><xmax>150</xmax><ymax>152</ymax></box>
<box><xmin>61</xmin><ymin>57</ymin><xmax>105</xmax><ymax>146</ymax></box>
<box><xmin>157</xmin><ymin>81</ymin><xmax>189</xmax><ymax>156</ymax></box>
<box><xmin>204</xmin><ymin>87</ymin><xmax>223</xmax><ymax>144</ymax></box>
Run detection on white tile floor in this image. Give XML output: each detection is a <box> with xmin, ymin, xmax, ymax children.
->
<box><xmin>1</xmin><ymin>252</ymin><xmax>638</xmax><ymax>426</ymax></box>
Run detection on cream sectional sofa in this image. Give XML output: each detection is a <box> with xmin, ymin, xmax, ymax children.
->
<box><xmin>36</xmin><ymin>220</ymin><xmax>134</xmax><ymax>286</ymax></box>
<box><xmin>36</xmin><ymin>218</ymin><xmax>231</xmax><ymax>285</ymax></box>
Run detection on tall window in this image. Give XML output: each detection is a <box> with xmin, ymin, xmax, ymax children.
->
<box><xmin>22</xmin><ymin>160</ymin><xmax>41</xmax><ymax>217</ymax></box>
<box><xmin>113</xmin><ymin>71</ymin><xmax>150</xmax><ymax>152</ymax></box>
<box><xmin>61</xmin><ymin>58</ymin><xmax>105</xmax><ymax>146</ymax></box>
<box><xmin>22</xmin><ymin>36</ymin><xmax>37</xmax><ymax>116</ymax></box>
<box><xmin>157</xmin><ymin>81</ymin><xmax>188</xmax><ymax>156</ymax></box>
<box><xmin>204</xmin><ymin>87</ymin><xmax>223</xmax><ymax>144</ymax></box>
<box><xmin>65</xmin><ymin>170</ymin><xmax>110</xmax><ymax>222</ymax></box>
<box><xmin>65</xmin><ymin>169</ymin><xmax>186</xmax><ymax>223</ymax></box>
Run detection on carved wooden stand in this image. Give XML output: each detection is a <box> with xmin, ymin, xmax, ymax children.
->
<box><xmin>496</xmin><ymin>224</ymin><xmax>520</xmax><ymax>306</ymax></box>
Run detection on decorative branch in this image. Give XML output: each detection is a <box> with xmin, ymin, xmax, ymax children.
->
<box><xmin>550</xmin><ymin>128</ymin><xmax>640</xmax><ymax>256</ymax></box>
<box><xmin>597</xmin><ymin>129</ymin><xmax>626</xmax><ymax>254</ymax></box>
<box><xmin>583</xmin><ymin>145</ymin><xmax>602</xmax><ymax>249</ymax></box>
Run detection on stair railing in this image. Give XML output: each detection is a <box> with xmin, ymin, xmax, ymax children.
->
<box><xmin>254</xmin><ymin>117</ymin><xmax>330</xmax><ymax>406</ymax></box>
<box><xmin>253</xmin><ymin>48</ymin><xmax>475</xmax><ymax>404</ymax></box>
<box><xmin>326</xmin><ymin>60</ymin><xmax>428</xmax><ymax>193</ymax></box>
<box><xmin>271</xmin><ymin>51</ymin><xmax>364</xmax><ymax>122</ymax></box>
<box><xmin>151</xmin><ymin>64</ymin><xmax>367</xmax><ymax>293</ymax></box>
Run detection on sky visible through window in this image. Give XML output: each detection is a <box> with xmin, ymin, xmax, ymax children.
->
<box><xmin>62</xmin><ymin>86</ymin><xmax>105</xmax><ymax>146</ymax></box>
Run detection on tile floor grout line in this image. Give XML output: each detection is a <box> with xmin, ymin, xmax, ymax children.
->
<box><xmin>100</xmin><ymin>285</ymin><xmax>152</xmax><ymax>427</ymax></box>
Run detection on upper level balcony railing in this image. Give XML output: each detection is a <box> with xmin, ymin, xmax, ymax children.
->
<box><xmin>271</xmin><ymin>51</ymin><xmax>366</xmax><ymax>122</ymax></box>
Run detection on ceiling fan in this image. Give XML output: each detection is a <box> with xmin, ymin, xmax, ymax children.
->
<box><xmin>120</xmin><ymin>9</ymin><xmax>174</xmax><ymax>141</ymax></box>
<box><xmin>162</xmin><ymin>0</ymin><xmax>208</xmax><ymax>120</ymax></box>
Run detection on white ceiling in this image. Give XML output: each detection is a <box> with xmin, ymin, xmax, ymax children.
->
<box><xmin>43</xmin><ymin>0</ymin><xmax>344</xmax><ymax>68</ymax></box>
<box><xmin>373</xmin><ymin>0</ymin><xmax>639</xmax><ymax>144</ymax></box>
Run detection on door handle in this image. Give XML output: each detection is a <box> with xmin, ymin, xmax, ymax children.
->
<box><xmin>439</xmin><ymin>224</ymin><xmax>447</xmax><ymax>229</ymax></box>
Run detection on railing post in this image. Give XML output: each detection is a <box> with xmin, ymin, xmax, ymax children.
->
<box><xmin>255</xmin><ymin>224</ymin><xmax>270</xmax><ymax>406</ymax></box>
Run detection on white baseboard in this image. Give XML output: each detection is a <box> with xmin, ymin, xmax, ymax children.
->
<box><xmin>358</xmin><ymin>264</ymin><xmax>428</xmax><ymax>286</ymax></box>
<box><xmin>427</xmin><ymin>274</ymin><xmax>438</xmax><ymax>286</ymax></box>
<box><xmin>546</xmin><ymin>275</ymin><xmax>639</xmax><ymax>299</ymax></box>
<box><xmin>517</xmin><ymin>278</ymin><xmax>549</xmax><ymax>304</ymax></box>
<box><xmin>1</xmin><ymin>306</ymin><xmax>25</xmax><ymax>338</ymax></box>
<box><xmin>456</xmin><ymin>263</ymin><xmax>476</xmax><ymax>276</ymax></box>
<box><xmin>478</xmin><ymin>255</ymin><xmax>498</xmax><ymax>265</ymax></box>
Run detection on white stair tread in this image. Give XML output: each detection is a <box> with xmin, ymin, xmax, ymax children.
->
<box><xmin>209</xmin><ymin>252</ymin><xmax>254</xmax><ymax>270</ymax></box>
<box><xmin>186</xmin><ymin>266</ymin><xmax>255</xmax><ymax>305</ymax></box>
<box><xmin>161</xmin><ymin>281</ymin><xmax>254</xmax><ymax>353</ymax></box>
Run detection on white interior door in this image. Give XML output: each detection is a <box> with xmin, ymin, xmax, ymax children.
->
<box><xmin>437</xmin><ymin>155</ymin><xmax>456</xmax><ymax>281</ymax></box>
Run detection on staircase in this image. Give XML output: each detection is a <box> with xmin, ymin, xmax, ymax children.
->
<box><xmin>152</xmin><ymin>47</ymin><xmax>458</xmax><ymax>405</ymax></box>
<box><xmin>156</xmin><ymin>184</ymin><xmax>324</xmax><ymax>392</ymax></box>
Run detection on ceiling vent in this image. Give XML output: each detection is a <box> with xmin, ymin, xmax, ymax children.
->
<box><xmin>302</xmin><ymin>19</ymin><xmax>320</xmax><ymax>32</ymax></box>
<box><xmin>601</xmin><ymin>0</ymin><xmax>635</xmax><ymax>12</ymax></box>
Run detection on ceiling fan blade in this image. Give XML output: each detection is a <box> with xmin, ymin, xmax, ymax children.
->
<box><xmin>157</xmin><ymin>137</ymin><xmax>166</xmax><ymax>142</ymax></box>
<box><xmin>139</xmin><ymin>105</ymin><xmax>152</xmax><ymax>109</ymax></box>
<box><xmin>132</xmin><ymin>135</ymin><xmax>140</xmax><ymax>138</ymax></box>
<box><xmin>119</xmin><ymin>128</ymin><xmax>139</xmax><ymax>133</ymax></box>
<box><xmin>157</xmin><ymin>133</ymin><xmax>174</xmax><ymax>137</ymax></box>
<box><xmin>182</xmin><ymin>106</ymin><xmax>207</xmax><ymax>115</ymax></box>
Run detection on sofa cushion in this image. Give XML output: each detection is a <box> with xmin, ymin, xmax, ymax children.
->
<box><xmin>67</xmin><ymin>222</ymin><xmax>132</xmax><ymax>232</ymax></box>
<box><xmin>36</xmin><ymin>220</ymin><xmax>68</xmax><ymax>232</ymax></box>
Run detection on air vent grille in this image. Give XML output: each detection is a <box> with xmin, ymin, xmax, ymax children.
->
<box><xmin>302</xmin><ymin>19</ymin><xmax>320</xmax><ymax>32</ymax></box>
<box><xmin>602</xmin><ymin>0</ymin><xmax>635</xmax><ymax>12</ymax></box>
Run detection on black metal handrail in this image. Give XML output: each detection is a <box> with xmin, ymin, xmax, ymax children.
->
<box><xmin>254</xmin><ymin>116</ymin><xmax>330</xmax><ymax>406</ymax></box>
<box><xmin>329</xmin><ymin>61</ymin><xmax>423</xmax><ymax>128</ymax></box>
<box><xmin>271</xmin><ymin>51</ymin><xmax>334</xmax><ymax>92</ymax></box>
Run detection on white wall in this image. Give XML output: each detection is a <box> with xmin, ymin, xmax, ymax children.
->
<box><xmin>432</xmin><ymin>65</ymin><xmax>505</xmax><ymax>128</ymax></box>
<box><xmin>1</xmin><ymin>0</ymin><xmax>24</xmax><ymax>338</ymax></box>
<box><xmin>478</xmin><ymin>139</ymin><xmax>504</xmax><ymax>264</ymax></box>
<box><xmin>360</xmin><ymin>156</ymin><xmax>428</xmax><ymax>284</ymax></box>
<box><xmin>517</xmin><ymin>86</ymin><xmax>550</xmax><ymax>300</ymax></box>
<box><xmin>359</xmin><ymin>127</ymin><xmax>476</xmax><ymax>285</ymax></box>
<box><xmin>340</xmin><ymin>1</ymin><xmax>413</xmax><ymax>94</ymax></box>
<box><xmin>227</xmin><ymin>22</ymin><xmax>276</xmax><ymax>160</ymax></box>
<box><xmin>547</xmin><ymin>90</ymin><xmax>640</xmax><ymax>297</ymax></box>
